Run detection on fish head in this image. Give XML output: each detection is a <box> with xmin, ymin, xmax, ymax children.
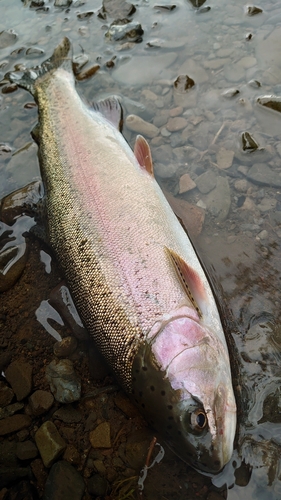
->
<box><xmin>132</xmin><ymin>314</ymin><xmax>236</xmax><ymax>473</ymax></box>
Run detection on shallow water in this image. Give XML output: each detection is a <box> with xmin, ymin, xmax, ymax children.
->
<box><xmin>1</xmin><ymin>0</ymin><xmax>281</xmax><ymax>498</ymax></box>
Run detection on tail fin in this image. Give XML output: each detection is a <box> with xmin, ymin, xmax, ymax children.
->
<box><xmin>7</xmin><ymin>37</ymin><xmax>73</xmax><ymax>97</ymax></box>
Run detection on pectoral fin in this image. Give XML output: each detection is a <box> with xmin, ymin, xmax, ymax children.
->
<box><xmin>134</xmin><ymin>135</ymin><xmax>154</xmax><ymax>177</ymax></box>
<box><xmin>165</xmin><ymin>247</ymin><xmax>207</xmax><ymax>319</ymax></box>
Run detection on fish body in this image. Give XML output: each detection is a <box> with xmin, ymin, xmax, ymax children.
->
<box><xmin>9</xmin><ymin>38</ymin><xmax>236</xmax><ymax>472</ymax></box>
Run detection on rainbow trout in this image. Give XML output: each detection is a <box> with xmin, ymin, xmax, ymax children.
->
<box><xmin>9</xmin><ymin>38</ymin><xmax>236</xmax><ymax>472</ymax></box>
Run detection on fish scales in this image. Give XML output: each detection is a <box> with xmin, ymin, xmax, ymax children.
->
<box><xmin>8</xmin><ymin>38</ymin><xmax>237</xmax><ymax>473</ymax></box>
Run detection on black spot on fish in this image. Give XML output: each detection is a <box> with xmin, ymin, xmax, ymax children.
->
<box><xmin>132</xmin><ymin>377</ymin><xmax>136</xmax><ymax>382</ymax></box>
<box><xmin>139</xmin><ymin>391</ymin><xmax>143</xmax><ymax>397</ymax></box>
<box><xmin>167</xmin><ymin>405</ymin><xmax>173</xmax><ymax>410</ymax></box>
<box><xmin>135</xmin><ymin>369</ymin><xmax>140</xmax><ymax>374</ymax></box>
<box><xmin>141</xmin><ymin>403</ymin><xmax>145</xmax><ymax>408</ymax></box>
<box><xmin>132</xmin><ymin>389</ymin><xmax>135</xmax><ymax>394</ymax></box>
<box><xmin>168</xmin><ymin>416</ymin><xmax>174</xmax><ymax>421</ymax></box>
<box><xmin>142</xmin><ymin>366</ymin><xmax>148</xmax><ymax>371</ymax></box>
<box><xmin>214</xmin><ymin>460</ymin><xmax>220</xmax><ymax>466</ymax></box>
<box><xmin>178</xmin><ymin>430</ymin><xmax>182</xmax><ymax>435</ymax></box>
<box><xmin>161</xmin><ymin>390</ymin><xmax>166</xmax><ymax>396</ymax></box>
<box><xmin>167</xmin><ymin>424</ymin><xmax>172</xmax><ymax>430</ymax></box>
<box><xmin>150</xmin><ymin>386</ymin><xmax>155</xmax><ymax>391</ymax></box>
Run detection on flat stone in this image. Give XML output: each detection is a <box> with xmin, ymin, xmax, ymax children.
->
<box><xmin>164</xmin><ymin>191</ymin><xmax>205</xmax><ymax>238</ymax></box>
<box><xmin>53</xmin><ymin>405</ymin><xmax>82</xmax><ymax>424</ymax></box>
<box><xmin>45</xmin><ymin>359</ymin><xmax>81</xmax><ymax>404</ymax></box>
<box><xmin>125</xmin><ymin>115</ymin><xmax>159</xmax><ymax>138</ymax></box>
<box><xmin>166</xmin><ymin>117</ymin><xmax>188</xmax><ymax>132</ymax></box>
<box><xmin>16</xmin><ymin>440</ymin><xmax>38</xmax><ymax>460</ymax></box>
<box><xmin>0</xmin><ymin>402</ymin><xmax>24</xmax><ymax>420</ymax></box>
<box><xmin>234</xmin><ymin>179</ymin><xmax>248</xmax><ymax>192</ymax></box>
<box><xmin>257</xmin><ymin>198</ymin><xmax>277</xmax><ymax>212</ymax></box>
<box><xmin>169</xmin><ymin>106</ymin><xmax>183</xmax><ymax>117</ymax></box>
<box><xmin>178</xmin><ymin>173</ymin><xmax>196</xmax><ymax>193</ymax></box>
<box><xmin>257</xmin><ymin>229</ymin><xmax>268</xmax><ymax>240</ymax></box>
<box><xmin>87</xmin><ymin>474</ymin><xmax>108</xmax><ymax>497</ymax></box>
<box><xmin>238</xmin><ymin>56</ymin><xmax>257</xmax><ymax>69</ymax></box>
<box><xmin>113</xmin><ymin>52</ymin><xmax>177</xmax><ymax>86</ymax></box>
<box><xmin>204</xmin><ymin>58</ymin><xmax>230</xmax><ymax>70</ymax></box>
<box><xmin>5</xmin><ymin>360</ymin><xmax>33</xmax><ymax>401</ymax></box>
<box><xmin>43</xmin><ymin>460</ymin><xmax>85</xmax><ymax>500</ymax></box>
<box><xmin>0</xmin><ymin>414</ymin><xmax>31</xmax><ymax>436</ymax></box>
<box><xmin>0</xmin><ymin>381</ymin><xmax>14</xmax><ymax>407</ymax></box>
<box><xmin>245</xmin><ymin>163</ymin><xmax>281</xmax><ymax>187</ymax></box>
<box><xmin>35</xmin><ymin>421</ymin><xmax>66</xmax><ymax>468</ymax></box>
<box><xmin>195</xmin><ymin>171</ymin><xmax>217</xmax><ymax>194</ymax></box>
<box><xmin>216</xmin><ymin>147</ymin><xmax>234</xmax><ymax>169</ymax></box>
<box><xmin>141</xmin><ymin>89</ymin><xmax>158</xmax><ymax>101</ymax></box>
<box><xmin>205</xmin><ymin>177</ymin><xmax>231</xmax><ymax>221</ymax></box>
<box><xmin>89</xmin><ymin>422</ymin><xmax>111</xmax><ymax>449</ymax></box>
<box><xmin>29</xmin><ymin>390</ymin><xmax>54</xmax><ymax>416</ymax></box>
<box><xmin>63</xmin><ymin>444</ymin><xmax>80</xmax><ymax>466</ymax></box>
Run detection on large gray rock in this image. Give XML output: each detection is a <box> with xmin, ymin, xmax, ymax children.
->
<box><xmin>245</xmin><ymin>163</ymin><xmax>281</xmax><ymax>187</ymax></box>
<box><xmin>45</xmin><ymin>359</ymin><xmax>81</xmax><ymax>404</ymax></box>
<box><xmin>43</xmin><ymin>461</ymin><xmax>85</xmax><ymax>500</ymax></box>
<box><xmin>205</xmin><ymin>176</ymin><xmax>231</xmax><ymax>221</ymax></box>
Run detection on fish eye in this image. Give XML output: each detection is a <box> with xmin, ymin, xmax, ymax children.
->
<box><xmin>190</xmin><ymin>409</ymin><xmax>207</xmax><ymax>432</ymax></box>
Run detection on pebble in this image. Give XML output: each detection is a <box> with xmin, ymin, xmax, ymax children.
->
<box><xmin>246</xmin><ymin>163</ymin><xmax>281</xmax><ymax>188</ymax></box>
<box><xmin>0</xmin><ymin>381</ymin><xmax>14</xmax><ymax>407</ymax></box>
<box><xmin>178</xmin><ymin>173</ymin><xmax>196</xmax><ymax>193</ymax></box>
<box><xmin>45</xmin><ymin>359</ymin><xmax>81</xmax><ymax>404</ymax></box>
<box><xmin>240</xmin><ymin>197</ymin><xmax>256</xmax><ymax>211</ymax></box>
<box><xmin>164</xmin><ymin>192</ymin><xmax>205</xmax><ymax>237</ymax></box>
<box><xmin>53</xmin><ymin>405</ymin><xmax>82</xmax><ymax>424</ymax></box>
<box><xmin>205</xmin><ymin>177</ymin><xmax>231</xmax><ymax>221</ymax></box>
<box><xmin>141</xmin><ymin>89</ymin><xmax>158</xmax><ymax>101</ymax></box>
<box><xmin>43</xmin><ymin>460</ymin><xmax>85</xmax><ymax>500</ymax></box>
<box><xmin>87</xmin><ymin>474</ymin><xmax>109</xmax><ymax>497</ymax></box>
<box><xmin>29</xmin><ymin>390</ymin><xmax>54</xmax><ymax>416</ymax></box>
<box><xmin>169</xmin><ymin>106</ymin><xmax>183</xmax><ymax>117</ymax></box>
<box><xmin>53</xmin><ymin>336</ymin><xmax>78</xmax><ymax>358</ymax></box>
<box><xmin>63</xmin><ymin>444</ymin><xmax>81</xmax><ymax>466</ymax></box>
<box><xmin>161</xmin><ymin>127</ymin><xmax>171</xmax><ymax>137</ymax></box>
<box><xmin>125</xmin><ymin>115</ymin><xmax>159</xmax><ymax>138</ymax></box>
<box><xmin>216</xmin><ymin>147</ymin><xmax>234</xmax><ymax>169</ymax></box>
<box><xmin>89</xmin><ymin>422</ymin><xmax>111</xmax><ymax>449</ymax></box>
<box><xmin>195</xmin><ymin>170</ymin><xmax>217</xmax><ymax>194</ymax></box>
<box><xmin>0</xmin><ymin>402</ymin><xmax>24</xmax><ymax>419</ymax></box>
<box><xmin>257</xmin><ymin>198</ymin><xmax>277</xmax><ymax>212</ymax></box>
<box><xmin>35</xmin><ymin>421</ymin><xmax>66</xmax><ymax>468</ymax></box>
<box><xmin>166</xmin><ymin>116</ymin><xmax>188</xmax><ymax>132</ymax></box>
<box><xmin>0</xmin><ymin>414</ymin><xmax>31</xmax><ymax>436</ymax></box>
<box><xmin>234</xmin><ymin>179</ymin><xmax>248</xmax><ymax>192</ymax></box>
<box><xmin>257</xmin><ymin>230</ymin><xmax>268</xmax><ymax>240</ymax></box>
<box><xmin>5</xmin><ymin>360</ymin><xmax>33</xmax><ymax>401</ymax></box>
<box><xmin>16</xmin><ymin>440</ymin><xmax>38</xmax><ymax>461</ymax></box>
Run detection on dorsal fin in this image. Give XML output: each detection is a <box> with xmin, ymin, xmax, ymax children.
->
<box><xmin>165</xmin><ymin>247</ymin><xmax>207</xmax><ymax>319</ymax></box>
<box><xmin>134</xmin><ymin>135</ymin><xmax>154</xmax><ymax>177</ymax></box>
<box><xmin>92</xmin><ymin>97</ymin><xmax>123</xmax><ymax>131</ymax></box>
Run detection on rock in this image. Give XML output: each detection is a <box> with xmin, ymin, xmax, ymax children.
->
<box><xmin>216</xmin><ymin>147</ymin><xmax>234</xmax><ymax>169</ymax></box>
<box><xmin>0</xmin><ymin>352</ymin><xmax>12</xmax><ymax>372</ymax></box>
<box><xmin>98</xmin><ymin>0</ymin><xmax>136</xmax><ymax>19</ymax></box>
<box><xmin>0</xmin><ymin>29</ymin><xmax>17</xmax><ymax>49</ymax></box>
<box><xmin>43</xmin><ymin>460</ymin><xmax>85</xmax><ymax>500</ymax></box>
<box><xmin>0</xmin><ymin>381</ymin><xmax>14</xmax><ymax>407</ymax></box>
<box><xmin>240</xmin><ymin>197</ymin><xmax>256</xmax><ymax>211</ymax></box>
<box><xmin>5</xmin><ymin>360</ymin><xmax>33</xmax><ymax>401</ymax></box>
<box><xmin>0</xmin><ymin>414</ymin><xmax>31</xmax><ymax>436</ymax></box>
<box><xmin>195</xmin><ymin>171</ymin><xmax>217</xmax><ymax>194</ymax></box>
<box><xmin>0</xmin><ymin>402</ymin><xmax>24</xmax><ymax>419</ymax></box>
<box><xmin>257</xmin><ymin>198</ymin><xmax>277</xmax><ymax>212</ymax></box>
<box><xmin>87</xmin><ymin>474</ymin><xmax>108</xmax><ymax>497</ymax></box>
<box><xmin>125</xmin><ymin>115</ymin><xmax>159</xmax><ymax>138</ymax></box>
<box><xmin>114</xmin><ymin>393</ymin><xmax>140</xmax><ymax>418</ymax></box>
<box><xmin>53</xmin><ymin>405</ymin><xmax>82</xmax><ymax>424</ymax></box>
<box><xmin>63</xmin><ymin>445</ymin><xmax>80</xmax><ymax>466</ymax></box>
<box><xmin>224</xmin><ymin>63</ymin><xmax>245</xmax><ymax>82</ymax></box>
<box><xmin>53</xmin><ymin>336</ymin><xmax>77</xmax><ymax>358</ymax></box>
<box><xmin>141</xmin><ymin>89</ymin><xmax>158</xmax><ymax>101</ymax></box>
<box><xmin>35</xmin><ymin>421</ymin><xmax>66</xmax><ymax>468</ymax></box>
<box><xmin>29</xmin><ymin>390</ymin><xmax>54</xmax><ymax>416</ymax></box>
<box><xmin>45</xmin><ymin>359</ymin><xmax>81</xmax><ymax>404</ymax></box>
<box><xmin>178</xmin><ymin>173</ymin><xmax>196</xmax><ymax>193</ymax></box>
<box><xmin>205</xmin><ymin>177</ymin><xmax>231</xmax><ymax>221</ymax></box>
<box><xmin>169</xmin><ymin>106</ymin><xmax>183</xmax><ymax>117</ymax></box>
<box><xmin>257</xmin><ymin>229</ymin><xmax>268</xmax><ymax>240</ymax></box>
<box><xmin>113</xmin><ymin>53</ymin><xmax>177</xmax><ymax>86</ymax></box>
<box><xmin>166</xmin><ymin>117</ymin><xmax>188</xmax><ymax>132</ymax></box>
<box><xmin>234</xmin><ymin>179</ymin><xmax>248</xmax><ymax>192</ymax></box>
<box><xmin>16</xmin><ymin>441</ymin><xmax>38</xmax><ymax>461</ymax></box>
<box><xmin>85</xmin><ymin>412</ymin><xmax>98</xmax><ymax>431</ymax></box>
<box><xmin>89</xmin><ymin>422</ymin><xmax>111</xmax><ymax>449</ymax></box>
<box><xmin>245</xmin><ymin>163</ymin><xmax>281</xmax><ymax>187</ymax></box>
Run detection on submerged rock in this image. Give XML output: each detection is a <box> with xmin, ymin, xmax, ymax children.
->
<box><xmin>98</xmin><ymin>0</ymin><xmax>136</xmax><ymax>20</ymax></box>
<box><xmin>105</xmin><ymin>21</ymin><xmax>143</xmax><ymax>42</ymax></box>
<box><xmin>125</xmin><ymin>114</ymin><xmax>159</xmax><ymax>138</ymax></box>
<box><xmin>43</xmin><ymin>461</ymin><xmax>85</xmax><ymax>500</ymax></box>
<box><xmin>5</xmin><ymin>360</ymin><xmax>33</xmax><ymax>401</ymax></box>
<box><xmin>0</xmin><ymin>414</ymin><xmax>31</xmax><ymax>436</ymax></box>
<box><xmin>29</xmin><ymin>390</ymin><xmax>54</xmax><ymax>416</ymax></box>
<box><xmin>35</xmin><ymin>421</ymin><xmax>66</xmax><ymax>468</ymax></box>
<box><xmin>0</xmin><ymin>30</ymin><xmax>17</xmax><ymax>49</ymax></box>
<box><xmin>245</xmin><ymin>163</ymin><xmax>281</xmax><ymax>188</ymax></box>
<box><xmin>205</xmin><ymin>177</ymin><xmax>231</xmax><ymax>221</ymax></box>
<box><xmin>89</xmin><ymin>422</ymin><xmax>111</xmax><ymax>448</ymax></box>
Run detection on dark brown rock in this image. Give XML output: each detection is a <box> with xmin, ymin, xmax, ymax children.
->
<box><xmin>5</xmin><ymin>360</ymin><xmax>33</xmax><ymax>401</ymax></box>
<box><xmin>0</xmin><ymin>381</ymin><xmax>14</xmax><ymax>407</ymax></box>
<box><xmin>0</xmin><ymin>414</ymin><xmax>31</xmax><ymax>436</ymax></box>
<box><xmin>29</xmin><ymin>390</ymin><xmax>54</xmax><ymax>416</ymax></box>
<box><xmin>16</xmin><ymin>440</ymin><xmax>38</xmax><ymax>460</ymax></box>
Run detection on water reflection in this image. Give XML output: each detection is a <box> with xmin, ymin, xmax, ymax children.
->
<box><xmin>1</xmin><ymin>0</ymin><xmax>281</xmax><ymax>498</ymax></box>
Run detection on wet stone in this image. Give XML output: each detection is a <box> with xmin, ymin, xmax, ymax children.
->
<box><xmin>16</xmin><ymin>440</ymin><xmax>38</xmax><ymax>461</ymax></box>
<box><xmin>0</xmin><ymin>29</ymin><xmax>17</xmax><ymax>49</ymax></box>
<box><xmin>54</xmin><ymin>0</ymin><xmax>72</xmax><ymax>6</ymax></box>
<box><xmin>0</xmin><ymin>414</ymin><xmax>31</xmax><ymax>436</ymax></box>
<box><xmin>63</xmin><ymin>444</ymin><xmax>80</xmax><ymax>466</ymax></box>
<box><xmin>29</xmin><ymin>390</ymin><xmax>54</xmax><ymax>416</ymax></box>
<box><xmin>5</xmin><ymin>360</ymin><xmax>33</xmax><ymax>401</ymax></box>
<box><xmin>105</xmin><ymin>22</ymin><xmax>143</xmax><ymax>43</ymax></box>
<box><xmin>234</xmin><ymin>179</ymin><xmax>248</xmax><ymax>192</ymax></box>
<box><xmin>216</xmin><ymin>147</ymin><xmax>234</xmax><ymax>169</ymax></box>
<box><xmin>195</xmin><ymin>170</ymin><xmax>217</xmax><ymax>194</ymax></box>
<box><xmin>222</xmin><ymin>88</ymin><xmax>240</xmax><ymax>98</ymax></box>
<box><xmin>0</xmin><ymin>381</ymin><xmax>14</xmax><ymax>407</ymax></box>
<box><xmin>125</xmin><ymin>114</ymin><xmax>159</xmax><ymax>138</ymax></box>
<box><xmin>98</xmin><ymin>0</ymin><xmax>136</xmax><ymax>20</ymax></box>
<box><xmin>257</xmin><ymin>230</ymin><xmax>268</xmax><ymax>240</ymax></box>
<box><xmin>89</xmin><ymin>422</ymin><xmax>111</xmax><ymax>449</ymax></box>
<box><xmin>247</xmin><ymin>5</ymin><xmax>263</xmax><ymax>15</ymax></box>
<box><xmin>43</xmin><ymin>460</ymin><xmax>85</xmax><ymax>500</ymax></box>
<box><xmin>45</xmin><ymin>359</ymin><xmax>81</xmax><ymax>404</ymax></box>
<box><xmin>179</xmin><ymin>173</ymin><xmax>196</xmax><ymax>194</ymax></box>
<box><xmin>53</xmin><ymin>405</ymin><xmax>82</xmax><ymax>424</ymax></box>
<box><xmin>35</xmin><ymin>421</ymin><xmax>66</xmax><ymax>468</ymax></box>
<box><xmin>205</xmin><ymin>177</ymin><xmax>231</xmax><ymax>221</ymax></box>
<box><xmin>166</xmin><ymin>116</ymin><xmax>187</xmax><ymax>132</ymax></box>
<box><xmin>25</xmin><ymin>47</ymin><xmax>44</xmax><ymax>58</ymax></box>
<box><xmin>53</xmin><ymin>336</ymin><xmax>77</xmax><ymax>358</ymax></box>
<box><xmin>246</xmin><ymin>163</ymin><xmax>281</xmax><ymax>188</ymax></box>
<box><xmin>257</xmin><ymin>198</ymin><xmax>277</xmax><ymax>212</ymax></box>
